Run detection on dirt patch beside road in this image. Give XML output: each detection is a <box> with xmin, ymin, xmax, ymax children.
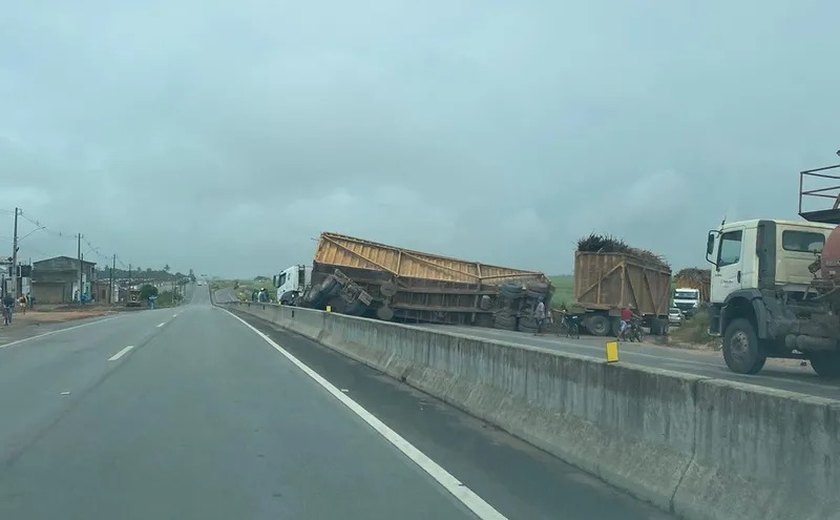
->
<box><xmin>10</xmin><ymin>309</ymin><xmax>113</xmax><ymax>326</ymax></box>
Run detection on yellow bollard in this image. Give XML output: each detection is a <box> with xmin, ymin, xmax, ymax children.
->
<box><xmin>326</xmin><ymin>305</ymin><xmax>331</xmax><ymax>313</ymax></box>
<box><xmin>605</xmin><ymin>340</ymin><xmax>619</xmax><ymax>363</ymax></box>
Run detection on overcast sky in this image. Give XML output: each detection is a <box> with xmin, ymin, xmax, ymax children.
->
<box><xmin>2</xmin><ymin>1</ymin><xmax>840</xmax><ymax>277</ymax></box>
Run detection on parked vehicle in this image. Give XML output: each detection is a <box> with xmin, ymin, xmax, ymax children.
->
<box><xmin>673</xmin><ymin>268</ymin><xmax>710</xmax><ymax>309</ymax></box>
<box><xmin>668</xmin><ymin>307</ymin><xmax>683</xmax><ymax>325</ymax></box>
<box><xmin>707</xmin><ymin>162</ymin><xmax>840</xmax><ymax>377</ymax></box>
<box><xmin>622</xmin><ymin>317</ymin><xmax>644</xmax><ymax>342</ymax></box>
<box><xmin>672</xmin><ymin>288</ymin><xmax>701</xmax><ymax>317</ymax></box>
<box><xmin>573</xmin><ymin>251</ymin><xmax>671</xmax><ymax>336</ymax></box>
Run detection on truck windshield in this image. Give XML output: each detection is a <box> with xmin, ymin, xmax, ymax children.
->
<box><xmin>782</xmin><ymin>230</ymin><xmax>825</xmax><ymax>253</ymax></box>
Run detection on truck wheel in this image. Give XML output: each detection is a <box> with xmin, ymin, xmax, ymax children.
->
<box><xmin>376</xmin><ymin>305</ymin><xmax>394</xmax><ymax>321</ymax></box>
<box><xmin>810</xmin><ymin>353</ymin><xmax>840</xmax><ymax>378</ymax></box>
<box><xmin>586</xmin><ymin>315</ymin><xmax>610</xmax><ymax>336</ymax></box>
<box><xmin>722</xmin><ymin>319</ymin><xmax>766</xmax><ymax>374</ymax></box>
<box><xmin>494</xmin><ymin>312</ymin><xmax>516</xmax><ymax>330</ymax></box>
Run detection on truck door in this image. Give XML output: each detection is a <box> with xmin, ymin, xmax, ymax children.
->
<box><xmin>712</xmin><ymin>227</ymin><xmax>745</xmax><ymax>302</ymax></box>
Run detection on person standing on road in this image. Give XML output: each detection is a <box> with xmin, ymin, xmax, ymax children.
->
<box><xmin>18</xmin><ymin>294</ymin><xmax>27</xmax><ymax>315</ymax></box>
<box><xmin>618</xmin><ymin>306</ymin><xmax>633</xmax><ymax>340</ymax></box>
<box><xmin>534</xmin><ymin>298</ymin><xmax>546</xmax><ymax>335</ymax></box>
<box><xmin>251</xmin><ymin>289</ymin><xmax>258</xmax><ymax>302</ymax></box>
<box><xmin>258</xmin><ymin>288</ymin><xmax>269</xmax><ymax>303</ymax></box>
<box><xmin>2</xmin><ymin>293</ymin><xmax>15</xmax><ymax>325</ymax></box>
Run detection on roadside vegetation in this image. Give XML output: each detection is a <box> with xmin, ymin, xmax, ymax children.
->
<box><xmin>549</xmin><ymin>275</ymin><xmax>574</xmax><ymax>308</ymax></box>
<box><xmin>669</xmin><ymin>309</ymin><xmax>717</xmax><ymax>348</ymax></box>
<box><xmin>211</xmin><ymin>277</ymin><xmax>273</xmax><ymax>301</ymax></box>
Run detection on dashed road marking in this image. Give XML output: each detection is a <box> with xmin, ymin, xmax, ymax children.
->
<box><xmin>108</xmin><ymin>345</ymin><xmax>134</xmax><ymax>361</ymax></box>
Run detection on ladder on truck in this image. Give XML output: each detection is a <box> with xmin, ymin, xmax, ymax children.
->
<box><xmin>799</xmin><ymin>163</ymin><xmax>840</xmax><ymax>224</ymax></box>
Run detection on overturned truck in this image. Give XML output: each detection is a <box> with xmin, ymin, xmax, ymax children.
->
<box><xmin>301</xmin><ymin>232</ymin><xmax>552</xmax><ymax>328</ymax></box>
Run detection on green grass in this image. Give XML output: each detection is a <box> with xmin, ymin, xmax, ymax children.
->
<box><xmin>549</xmin><ymin>275</ymin><xmax>574</xmax><ymax>308</ymax></box>
<box><xmin>211</xmin><ymin>278</ymin><xmax>273</xmax><ymax>301</ymax></box>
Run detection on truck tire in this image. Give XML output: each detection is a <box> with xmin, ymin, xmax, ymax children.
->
<box><xmin>525</xmin><ymin>281</ymin><xmax>549</xmax><ymax>299</ymax></box>
<box><xmin>722</xmin><ymin>319</ymin><xmax>766</xmax><ymax>374</ymax></box>
<box><xmin>494</xmin><ymin>311</ymin><xmax>517</xmax><ymax>330</ymax></box>
<box><xmin>650</xmin><ymin>318</ymin><xmax>668</xmax><ymax>336</ymax></box>
<box><xmin>810</xmin><ymin>353</ymin><xmax>840</xmax><ymax>378</ymax></box>
<box><xmin>500</xmin><ymin>283</ymin><xmax>524</xmax><ymax>299</ymax></box>
<box><xmin>586</xmin><ymin>314</ymin><xmax>610</xmax><ymax>336</ymax></box>
<box><xmin>376</xmin><ymin>305</ymin><xmax>394</xmax><ymax>321</ymax></box>
<box><xmin>343</xmin><ymin>299</ymin><xmax>368</xmax><ymax>316</ymax></box>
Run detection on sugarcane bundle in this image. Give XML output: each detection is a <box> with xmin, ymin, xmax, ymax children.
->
<box><xmin>577</xmin><ymin>233</ymin><xmax>670</xmax><ymax>270</ymax></box>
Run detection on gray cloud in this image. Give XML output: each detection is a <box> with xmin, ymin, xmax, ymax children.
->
<box><xmin>2</xmin><ymin>1</ymin><xmax>840</xmax><ymax>277</ymax></box>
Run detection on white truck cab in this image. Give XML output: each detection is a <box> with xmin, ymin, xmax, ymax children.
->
<box><xmin>672</xmin><ymin>288</ymin><xmax>701</xmax><ymax>316</ymax></box>
<box><xmin>706</xmin><ymin>219</ymin><xmax>839</xmax><ymax>376</ymax></box>
<box><xmin>273</xmin><ymin>265</ymin><xmax>312</xmax><ymax>304</ymax></box>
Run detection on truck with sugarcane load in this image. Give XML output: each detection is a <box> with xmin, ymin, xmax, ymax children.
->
<box><xmin>274</xmin><ymin>232</ymin><xmax>552</xmax><ymax>330</ymax></box>
<box><xmin>572</xmin><ymin>234</ymin><xmax>672</xmax><ymax>336</ymax></box>
<box><xmin>706</xmin><ymin>161</ymin><xmax>840</xmax><ymax>377</ymax></box>
<box><xmin>673</xmin><ymin>268</ymin><xmax>711</xmax><ymax>317</ymax></box>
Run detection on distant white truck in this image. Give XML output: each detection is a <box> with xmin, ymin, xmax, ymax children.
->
<box><xmin>272</xmin><ymin>264</ymin><xmax>312</xmax><ymax>305</ymax></box>
<box><xmin>672</xmin><ymin>287</ymin><xmax>701</xmax><ymax>317</ymax></box>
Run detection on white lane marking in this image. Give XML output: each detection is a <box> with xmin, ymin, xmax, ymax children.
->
<box><xmin>108</xmin><ymin>345</ymin><xmax>135</xmax><ymax>361</ymax></box>
<box><xmin>224</xmin><ymin>310</ymin><xmax>507</xmax><ymax>520</ymax></box>
<box><xmin>173</xmin><ymin>314</ymin><xmax>178</xmax><ymax>318</ymax></box>
<box><xmin>60</xmin><ymin>391</ymin><xmax>70</xmax><ymax>396</ymax></box>
<box><xmin>0</xmin><ymin>315</ymin><xmax>124</xmax><ymax>350</ymax></box>
<box><xmin>156</xmin><ymin>322</ymin><xmax>166</xmax><ymax>328</ymax></box>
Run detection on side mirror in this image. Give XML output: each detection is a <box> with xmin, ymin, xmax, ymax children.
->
<box><xmin>705</xmin><ymin>231</ymin><xmax>718</xmax><ymax>267</ymax></box>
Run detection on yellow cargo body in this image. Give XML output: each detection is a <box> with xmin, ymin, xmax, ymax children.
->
<box><xmin>315</xmin><ymin>232</ymin><xmax>547</xmax><ymax>285</ymax></box>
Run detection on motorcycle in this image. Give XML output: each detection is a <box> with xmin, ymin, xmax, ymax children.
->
<box><xmin>557</xmin><ymin>311</ymin><xmax>581</xmax><ymax>339</ymax></box>
<box><xmin>624</xmin><ymin>317</ymin><xmax>644</xmax><ymax>343</ymax></box>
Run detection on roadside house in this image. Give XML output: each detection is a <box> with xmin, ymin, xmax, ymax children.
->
<box><xmin>31</xmin><ymin>256</ymin><xmax>97</xmax><ymax>304</ymax></box>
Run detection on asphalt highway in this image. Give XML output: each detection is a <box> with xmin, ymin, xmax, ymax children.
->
<box><xmin>0</xmin><ymin>287</ymin><xmax>671</xmax><ymax>520</ymax></box>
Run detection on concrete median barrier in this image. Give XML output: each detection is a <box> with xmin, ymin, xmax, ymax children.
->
<box><xmin>673</xmin><ymin>380</ymin><xmax>840</xmax><ymax>520</ymax></box>
<box><xmin>226</xmin><ymin>302</ymin><xmax>839</xmax><ymax>520</ymax></box>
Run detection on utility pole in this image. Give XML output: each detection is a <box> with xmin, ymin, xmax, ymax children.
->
<box><xmin>128</xmin><ymin>263</ymin><xmax>132</xmax><ymax>291</ymax></box>
<box><xmin>110</xmin><ymin>254</ymin><xmax>116</xmax><ymax>304</ymax></box>
<box><xmin>77</xmin><ymin>233</ymin><xmax>82</xmax><ymax>304</ymax></box>
<box><xmin>11</xmin><ymin>208</ymin><xmax>19</xmax><ymax>298</ymax></box>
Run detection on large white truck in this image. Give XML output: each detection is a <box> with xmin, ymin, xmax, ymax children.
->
<box><xmin>706</xmin><ymin>218</ymin><xmax>839</xmax><ymax>376</ymax></box>
<box><xmin>272</xmin><ymin>264</ymin><xmax>312</xmax><ymax>305</ymax></box>
<box><xmin>672</xmin><ymin>287</ymin><xmax>701</xmax><ymax>317</ymax></box>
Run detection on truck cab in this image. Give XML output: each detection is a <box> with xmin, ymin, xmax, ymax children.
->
<box><xmin>273</xmin><ymin>265</ymin><xmax>312</xmax><ymax>305</ymax></box>
<box><xmin>706</xmin><ymin>219</ymin><xmax>838</xmax><ymax>375</ymax></box>
<box><xmin>672</xmin><ymin>288</ymin><xmax>701</xmax><ymax>317</ymax></box>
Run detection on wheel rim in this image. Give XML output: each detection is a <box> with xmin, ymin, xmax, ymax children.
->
<box><xmin>730</xmin><ymin>331</ymin><xmax>750</xmax><ymax>361</ymax></box>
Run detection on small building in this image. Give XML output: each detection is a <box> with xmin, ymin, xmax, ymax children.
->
<box><xmin>32</xmin><ymin>256</ymin><xmax>97</xmax><ymax>304</ymax></box>
<box><xmin>93</xmin><ymin>280</ymin><xmax>114</xmax><ymax>304</ymax></box>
